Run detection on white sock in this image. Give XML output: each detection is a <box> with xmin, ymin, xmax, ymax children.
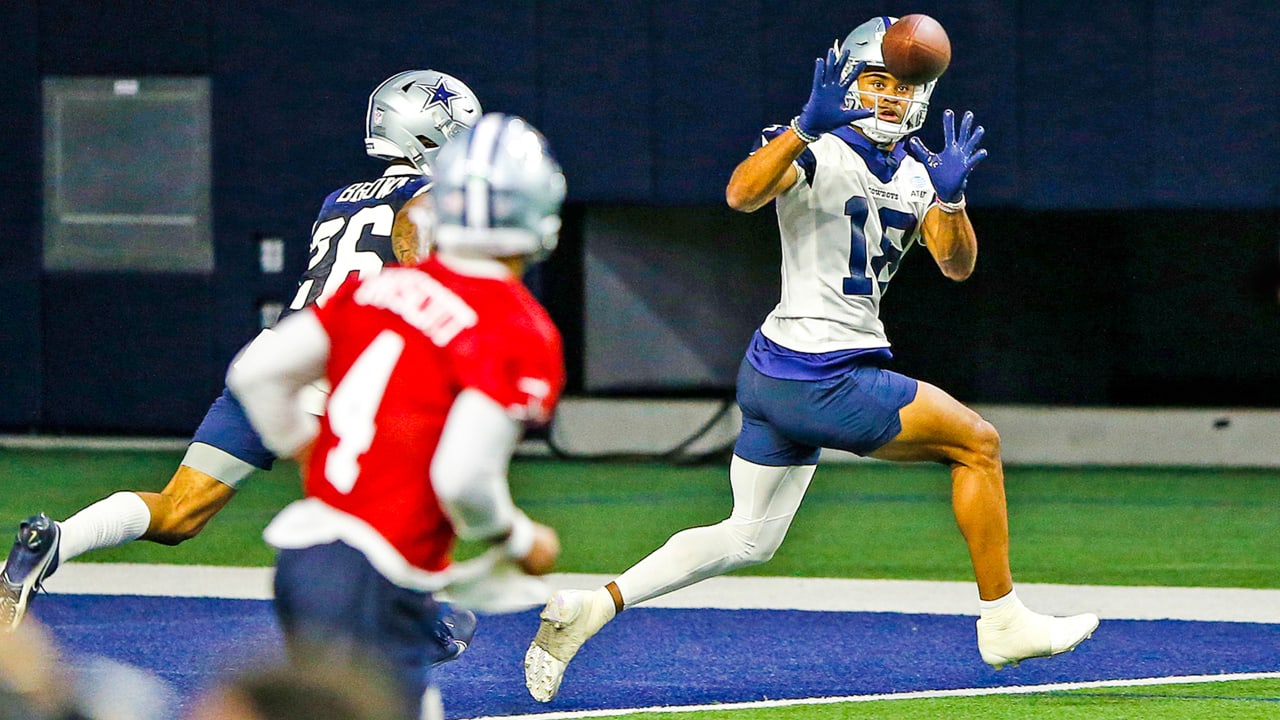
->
<box><xmin>979</xmin><ymin>588</ymin><xmax>1021</xmax><ymax>620</ymax></box>
<box><xmin>419</xmin><ymin>685</ymin><xmax>443</xmax><ymax>720</ymax></box>
<box><xmin>57</xmin><ymin>492</ymin><xmax>153</xmax><ymax>565</ymax></box>
<box><xmin>590</xmin><ymin>587</ymin><xmax>618</xmax><ymax>620</ymax></box>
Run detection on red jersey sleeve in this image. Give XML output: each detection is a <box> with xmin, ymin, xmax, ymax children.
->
<box><xmin>309</xmin><ymin>275</ymin><xmax>361</xmax><ymax>332</ymax></box>
<box><xmin>455</xmin><ymin>301</ymin><xmax>564</xmax><ymax>426</ymax></box>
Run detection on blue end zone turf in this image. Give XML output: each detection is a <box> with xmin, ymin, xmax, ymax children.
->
<box><xmin>38</xmin><ymin>595</ymin><xmax>284</xmax><ymax>700</ymax></box>
<box><xmin>32</xmin><ymin>595</ymin><xmax>1280</xmax><ymax>718</ymax></box>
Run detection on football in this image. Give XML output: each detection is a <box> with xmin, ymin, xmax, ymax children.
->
<box><xmin>880</xmin><ymin>14</ymin><xmax>951</xmax><ymax>85</ymax></box>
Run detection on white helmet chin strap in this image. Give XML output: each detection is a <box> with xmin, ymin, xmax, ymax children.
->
<box><xmin>854</xmin><ymin>116</ymin><xmax>909</xmax><ymax>145</ymax></box>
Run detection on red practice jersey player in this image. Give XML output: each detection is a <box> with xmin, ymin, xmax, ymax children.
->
<box><xmin>228</xmin><ymin>112</ymin><xmax>567</xmax><ymax>720</ymax></box>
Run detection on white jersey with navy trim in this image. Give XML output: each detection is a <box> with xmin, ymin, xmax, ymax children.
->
<box><xmin>759</xmin><ymin>126</ymin><xmax>935</xmax><ymax>353</ymax></box>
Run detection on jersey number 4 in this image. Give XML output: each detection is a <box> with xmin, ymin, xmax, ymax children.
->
<box><xmin>842</xmin><ymin>196</ymin><xmax>917</xmax><ymax>296</ymax></box>
<box><xmin>324</xmin><ymin>330</ymin><xmax>404</xmax><ymax>493</ymax></box>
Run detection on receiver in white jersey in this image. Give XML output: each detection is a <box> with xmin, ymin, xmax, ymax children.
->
<box><xmin>519</xmin><ymin>26</ymin><xmax>1098</xmax><ymax>707</ymax></box>
<box><xmin>759</xmin><ymin>124</ymin><xmax>935</xmax><ymax>354</ymax></box>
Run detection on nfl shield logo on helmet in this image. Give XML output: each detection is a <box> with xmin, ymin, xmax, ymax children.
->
<box><xmin>372</xmin><ymin>107</ymin><xmax>385</xmax><ymax>126</ymax></box>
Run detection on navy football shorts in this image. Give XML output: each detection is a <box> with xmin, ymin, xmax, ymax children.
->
<box><xmin>274</xmin><ymin>542</ymin><xmax>458</xmax><ymax>709</ymax></box>
<box><xmin>734</xmin><ymin>355</ymin><xmax>919</xmax><ymax>466</ymax></box>
<box><xmin>189</xmin><ymin>387</ymin><xmax>276</xmax><ymax>470</ymax></box>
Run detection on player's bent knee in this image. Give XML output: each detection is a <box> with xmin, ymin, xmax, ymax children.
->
<box><xmin>670</xmin><ymin>518</ymin><xmax>788</xmax><ymax>576</ymax></box>
<box><xmin>734</xmin><ymin>543</ymin><xmax>778</xmax><ymax>567</ymax></box>
<box><xmin>725</xmin><ymin>521</ymin><xmax>786</xmax><ymax>567</ymax></box>
<box><xmin>972</xmin><ymin>419</ymin><xmax>1001</xmax><ymax>459</ymax></box>
<box><xmin>938</xmin><ymin>415</ymin><xmax>1002</xmax><ymax>474</ymax></box>
<box><xmin>958</xmin><ymin>418</ymin><xmax>1002</xmax><ymax>473</ymax></box>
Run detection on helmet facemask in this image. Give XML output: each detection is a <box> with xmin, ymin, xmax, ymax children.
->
<box><xmin>836</xmin><ymin>17</ymin><xmax>935</xmax><ymax>146</ymax></box>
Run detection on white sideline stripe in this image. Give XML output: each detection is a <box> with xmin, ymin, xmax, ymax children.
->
<box><xmin>0</xmin><ymin>434</ymin><xmax>547</xmax><ymax>456</ymax></box>
<box><xmin>38</xmin><ymin>565</ymin><xmax>1280</xmax><ymax>624</ymax></box>
<box><xmin>464</xmin><ymin>672</ymin><xmax>1280</xmax><ymax>720</ymax></box>
<box><xmin>557</xmin><ymin>574</ymin><xmax>1280</xmax><ymax>624</ymax></box>
<box><xmin>0</xmin><ymin>435</ymin><xmax>190</xmax><ymax>451</ymax></box>
<box><xmin>42</xmin><ymin>563</ymin><xmax>275</xmax><ymax>600</ymax></box>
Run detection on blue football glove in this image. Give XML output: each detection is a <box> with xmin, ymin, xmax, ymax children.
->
<box><xmin>794</xmin><ymin>48</ymin><xmax>873</xmax><ymax>139</ymax></box>
<box><xmin>907</xmin><ymin>109</ymin><xmax>988</xmax><ymax>203</ymax></box>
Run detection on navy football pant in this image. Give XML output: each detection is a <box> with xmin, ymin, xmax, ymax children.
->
<box><xmin>734</xmin><ymin>355</ymin><xmax>918</xmax><ymax>466</ymax></box>
<box><xmin>273</xmin><ymin>542</ymin><xmax>457</xmax><ymax>715</ymax></box>
<box><xmin>190</xmin><ymin>387</ymin><xmax>276</xmax><ymax>470</ymax></box>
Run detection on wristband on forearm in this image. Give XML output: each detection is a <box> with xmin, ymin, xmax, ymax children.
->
<box><xmin>934</xmin><ymin>195</ymin><xmax>967</xmax><ymax>214</ymax></box>
<box><xmin>789</xmin><ymin>116</ymin><xmax>820</xmax><ymax>144</ymax></box>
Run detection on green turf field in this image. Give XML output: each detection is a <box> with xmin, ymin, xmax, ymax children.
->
<box><xmin>2</xmin><ymin>450</ymin><xmax>1275</xmax><ymax>589</ymax></box>
<box><xmin>2</xmin><ymin>448</ymin><xmax>1278</xmax><ymax>718</ymax></box>
<box><xmin>606</xmin><ymin>678</ymin><xmax>1280</xmax><ymax>720</ymax></box>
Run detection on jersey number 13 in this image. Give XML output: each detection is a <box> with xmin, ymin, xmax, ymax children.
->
<box><xmin>842</xmin><ymin>196</ymin><xmax>917</xmax><ymax>297</ymax></box>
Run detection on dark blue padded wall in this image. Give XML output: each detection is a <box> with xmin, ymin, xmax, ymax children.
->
<box><xmin>15</xmin><ymin>1</ymin><xmax>1280</xmax><ymax>220</ymax></box>
<box><xmin>1018</xmin><ymin>4</ymin><xmax>1152</xmax><ymax>209</ymax></box>
<box><xmin>21</xmin><ymin>0</ymin><xmax>220</xmax><ymax>433</ymax></box>
<box><xmin>0</xmin><ymin>0</ymin><xmax>42</xmax><ymax>427</ymax></box>
<box><xmin>651</xmin><ymin>1</ymin><xmax>764</xmax><ymax>204</ymax></box>
<box><xmin>41</xmin><ymin>276</ymin><xmax>216</xmax><ymax>433</ymax></box>
<box><xmin>539</xmin><ymin>2</ymin><xmax>655</xmax><ymax>200</ymax></box>
<box><xmin>1149</xmin><ymin>1</ymin><xmax>1280</xmax><ymax>206</ymax></box>
<box><xmin>37</xmin><ymin>0</ymin><xmax>209</xmax><ymax>74</ymax></box>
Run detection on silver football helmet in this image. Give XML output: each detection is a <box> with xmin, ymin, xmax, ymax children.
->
<box><xmin>837</xmin><ymin>16</ymin><xmax>935</xmax><ymax>145</ymax></box>
<box><xmin>365</xmin><ymin>69</ymin><xmax>482</xmax><ymax>173</ymax></box>
<box><xmin>431</xmin><ymin>113</ymin><xmax>566</xmax><ymax>261</ymax></box>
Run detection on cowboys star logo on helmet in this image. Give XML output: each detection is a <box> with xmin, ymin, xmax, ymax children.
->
<box><xmin>365</xmin><ymin>69</ymin><xmax>483</xmax><ymax>173</ymax></box>
<box><xmin>408</xmin><ymin>77</ymin><xmax>461</xmax><ymax>114</ymax></box>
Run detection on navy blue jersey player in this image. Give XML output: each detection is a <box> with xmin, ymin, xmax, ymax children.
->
<box><xmin>0</xmin><ymin>69</ymin><xmax>482</xmax><ymax>632</ymax></box>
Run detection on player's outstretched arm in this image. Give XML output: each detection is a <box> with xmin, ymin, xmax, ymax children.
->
<box><xmin>431</xmin><ymin>388</ymin><xmax>560</xmax><ymax>576</ymax></box>
<box><xmin>793</xmin><ymin>48</ymin><xmax>871</xmax><ymax>138</ymax></box>
<box><xmin>910</xmin><ymin>108</ymin><xmax>987</xmax><ymax>280</ymax></box>
<box><xmin>726</xmin><ymin>49</ymin><xmax>871</xmax><ymax>213</ymax></box>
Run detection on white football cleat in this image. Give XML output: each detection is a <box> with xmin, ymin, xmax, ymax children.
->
<box><xmin>977</xmin><ymin>604</ymin><xmax>1099</xmax><ymax>670</ymax></box>
<box><xmin>524</xmin><ymin>589</ymin><xmax>616</xmax><ymax>702</ymax></box>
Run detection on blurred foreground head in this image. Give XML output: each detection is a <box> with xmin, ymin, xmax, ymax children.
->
<box><xmin>426</xmin><ymin>112</ymin><xmax>566</xmax><ymax>264</ymax></box>
<box><xmin>0</xmin><ymin>620</ymin><xmax>175</xmax><ymax>720</ymax></box>
<box><xmin>186</xmin><ymin>643</ymin><xmax>404</xmax><ymax>720</ymax></box>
